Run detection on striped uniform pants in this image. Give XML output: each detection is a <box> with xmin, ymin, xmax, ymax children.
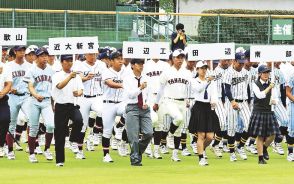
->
<box><xmin>274</xmin><ymin>99</ymin><xmax>289</xmax><ymax>127</ymax></box>
<box><xmin>215</xmin><ymin>98</ymin><xmax>228</xmax><ymax>131</ymax></box>
<box><xmin>287</xmin><ymin>102</ymin><xmax>294</xmax><ymax>137</ymax></box>
<box><xmin>227</xmin><ymin>101</ymin><xmax>251</xmax><ymax>137</ymax></box>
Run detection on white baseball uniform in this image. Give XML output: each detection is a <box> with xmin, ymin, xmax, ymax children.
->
<box><xmin>155</xmin><ymin>66</ymin><xmax>191</xmax><ymax>137</ymax></box>
<box><xmin>75</xmin><ymin>61</ymin><xmax>106</xmax><ymax>132</ymax></box>
<box><xmin>143</xmin><ymin>59</ymin><xmax>170</xmax><ymax>130</ymax></box>
<box><xmin>101</xmin><ymin>67</ymin><xmax>128</xmax><ymax>138</ymax></box>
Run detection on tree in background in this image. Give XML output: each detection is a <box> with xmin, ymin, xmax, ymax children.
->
<box><xmin>160</xmin><ymin>0</ymin><xmax>175</xmax><ymax>12</ymax></box>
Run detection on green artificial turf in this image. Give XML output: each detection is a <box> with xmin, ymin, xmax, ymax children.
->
<box><xmin>0</xmin><ymin>143</ymin><xmax>292</xmax><ymax>184</ymax></box>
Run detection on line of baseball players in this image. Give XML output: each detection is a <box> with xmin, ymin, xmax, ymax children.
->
<box><xmin>0</xmin><ymin>45</ymin><xmax>293</xmax><ymax>166</ymax></box>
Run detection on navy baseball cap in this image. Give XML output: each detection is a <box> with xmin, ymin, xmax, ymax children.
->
<box><xmin>8</xmin><ymin>48</ymin><xmax>16</xmax><ymax>57</ymax></box>
<box><xmin>61</xmin><ymin>55</ymin><xmax>73</xmax><ymax>61</ymax></box>
<box><xmin>258</xmin><ymin>65</ymin><xmax>271</xmax><ymax>73</ymax></box>
<box><xmin>2</xmin><ymin>46</ymin><xmax>9</xmax><ymax>51</ymax></box>
<box><xmin>235</xmin><ymin>52</ymin><xmax>246</xmax><ymax>63</ymax></box>
<box><xmin>117</xmin><ymin>48</ymin><xmax>122</xmax><ymax>53</ymax></box>
<box><xmin>109</xmin><ymin>51</ymin><xmax>122</xmax><ymax>60</ymax></box>
<box><xmin>14</xmin><ymin>45</ymin><xmax>26</xmax><ymax>51</ymax></box>
<box><xmin>35</xmin><ymin>47</ymin><xmax>49</xmax><ymax>56</ymax></box>
<box><xmin>98</xmin><ymin>52</ymin><xmax>109</xmax><ymax>60</ymax></box>
<box><xmin>130</xmin><ymin>59</ymin><xmax>145</xmax><ymax>65</ymax></box>
<box><xmin>213</xmin><ymin>60</ymin><xmax>219</xmax><ymax>64</ymax></box>
<box><xmin>244</xmin><ymin>49</ymin><xmax>250</xmax><ymax>59</ymax></box>
<box><xmin>102</xmin><ymin>48</ymin><xmax>110</xmax><ymax>53</ymax></box>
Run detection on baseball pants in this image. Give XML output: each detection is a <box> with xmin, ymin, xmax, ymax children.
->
<box><xmin>157</xmin><ymin>99</ymin><xmax>187</xmax><ymax>137</ymax></box>
<box><xmin>215</xmin><ymin>98</ymin><xmax>228</xmax><ymax>131</ymax></box>
<box><xmin>8</xmin><ymin>94</ymin><xmax>30</xmax><ymax>135</ymax></box>
<box><xmin>227</xmin><ymin>101</ymin><xmax>251</xmax><ymax>137</ymax></box>
<box><xmin>28</xmin><ymin>98</ymin><xmax>54</xmax><ymax>137</ymax></box>
<box><xmin>79</xmin><ymin>96</ymin><xmax>103</xmax><ymax>132</ymax></box>
<box><xmin>102</xmin><ymin>102</ymin><xmax>126</xmax><ymax>139</ymax></box>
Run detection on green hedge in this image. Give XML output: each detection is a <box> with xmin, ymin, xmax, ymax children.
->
<box><xmin>198</xmin><ymin>9</ymin><xmax>294</xmax><ymax>44</ymax></box>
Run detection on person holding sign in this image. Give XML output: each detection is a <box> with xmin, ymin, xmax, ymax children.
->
<box><xmin>248</xmin><ymin>65</ymin><xmax>280</xmax><ymax>164</ymax></box>
<box><xmin>52</xmin><ymin>55</ymin><xmax>84</xmax><ymax>167</ymax></box>
<box><xmin>171</xmin><ymin>23</ymin><xmax>187</xmax><ymax>52</ymax></box>
<box><xmin>0</xmin><ymin>62</ymin><xmax>12</xmax><ymax>158</ymax></box>
<box><xmin>189</xmin><ymin>61</ymin><xmax>220</xmax><ymax>166</ymax></box>
<box><xmin>123</xmin><ymin>58</ymin><xmax>153</xmax><ymax>166</ymax></box>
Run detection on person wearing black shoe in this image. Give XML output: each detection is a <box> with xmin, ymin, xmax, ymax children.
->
<box><xmin>123</xmin><ymin>58</ymin><xmax>153</xmax><ymax>166</ymax></box>
<box><xmin>52</xmin><ymin>55</ymin><xmax>84</xmax><ymax>166</ymax></box>
<box><xmin>248</xmin><ymin>65</ymin><xmax>280</xmax><ymax>164</ymax></box>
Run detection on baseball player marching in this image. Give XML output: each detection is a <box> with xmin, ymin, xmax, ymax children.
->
<box><xmin>143</xmin><ymin>58</ymin><xmax>170</xmax><ymax>159</ymax></box>
<box><xmin>209</xmin><ymin>59</ymin><xmax>230</xmax><ymax>158</ymax></box>
<box><xmin>5</xmin><ymin>46</ymin><xmax>32</xmax><ymax>160</ymax></box>
<box><xmin>101</xmin><ymin>51</ymin><xmax>128</xmax><ymax>163</ymax></box>
<box><xmin>153</xmin><ymin>49</ymin><xmax>191</xmax><ymax>162</ymax></box>
<box><xmin>223</xmin><ymin>52</ymin><xmax>251</xmax><ymax>162</ymax></box>
<box><xmin>74</xmin><ymin>53</ymin><xmax>105</xmax><ymax>158</ymax></box>
<box><xmin>24</xmin><ymin>47</ymin><xmax>55</xmax><ymax>163</ymax></box>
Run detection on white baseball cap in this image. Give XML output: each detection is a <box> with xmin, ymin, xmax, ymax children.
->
<box><xmin>172</xmin><ymin>49</ymin><xmax>186</xmax><ymax>57</ymax></box>
<box><xmin>25</xmin><ymin>47</ymin><xmax>36</xmax><ymax>55</ymax></box>
<box><xmin>196</xmin><ymin>60</ymin><xmax>208</xmax><ymax>68</ymax></box>
<box><xmin>25</xmin><ymin>45</ymin><xmax>38</xmax><ymax>55</ymax></box>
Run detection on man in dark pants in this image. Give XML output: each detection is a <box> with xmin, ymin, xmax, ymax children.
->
<box><xmin>123</xmin><ymin>58</ymin><xmax>153</xmax><ymax>166</ymax></box>
<box><xmin>52</xmin><ymin>55</ymin><xmax>84</xmax><ymax>167</ymax></box>
<box><xmin>0</xmin><ymin>62</ymin><xmax>12</xmax><ymax>157</ymax></box>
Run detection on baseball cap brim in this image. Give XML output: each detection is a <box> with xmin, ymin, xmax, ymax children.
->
<box><xmin>14</xmin><ymin>46</ymin><xmax>26</xmax><ymax>51</ymax></box>
<box><xmin>25</xmin><ymin>48</ymin><xmax>36</xmax><ymax>55</ymax></box>
<box><xmin>259</xmin><ymin>67</ymin><xmax>271</xmax><ymax>73</ymax></box>
<box><xmin>196</xmin><ymin>62</ymin><xmax>208</xmax><ymax>68</ymax></box>
<box><xmin>61</xmin><ymin>55</ymin><xmax>73</xmax><ymax>61</ymax></box>
<box><xmin>172</xmin><ymin>49</ymin><xmax>186</xmax><ymax>57</ymax></box>
<box><xmin>2</xmin><ymin>46</ymin><xmax>9</xmax><ymax>50</ymax></box>
<box><xmin>36</xmin><ymin>50</ymin><xmax>49</xmax><ymax>56</ymax></box>
<box><xmin>109</xmin><ymin>52</ymin><xmax>122</xmax><ymax>60</ymax></box>
<box><xmin>236</xmin><ymin>59</ymin><xmax>246</xmax><ymax>64</ymax></box>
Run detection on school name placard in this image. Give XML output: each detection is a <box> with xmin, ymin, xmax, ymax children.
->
<box><xmin>123</xmin><ymin>41</ymin><xmax>170</xmax><ymax>59</ymax></box>
<box><xmin>0</xmin><ymin>28</ymin><xmax>27</xmax><ymax>46</ymax></box>
<box><xmin>48</xmin><ymin>36</ymin><xmax>99</xmax><ymax>55</ymax></box>
<box><xmin>186</xmin><ymin>43</ymin><xmax>235</xmax><ymax>60</ymax></box>
<box><xmin>250</xmin><ymin>45</ymin><xmax>294</xmax><ymax>62</ymax></box>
